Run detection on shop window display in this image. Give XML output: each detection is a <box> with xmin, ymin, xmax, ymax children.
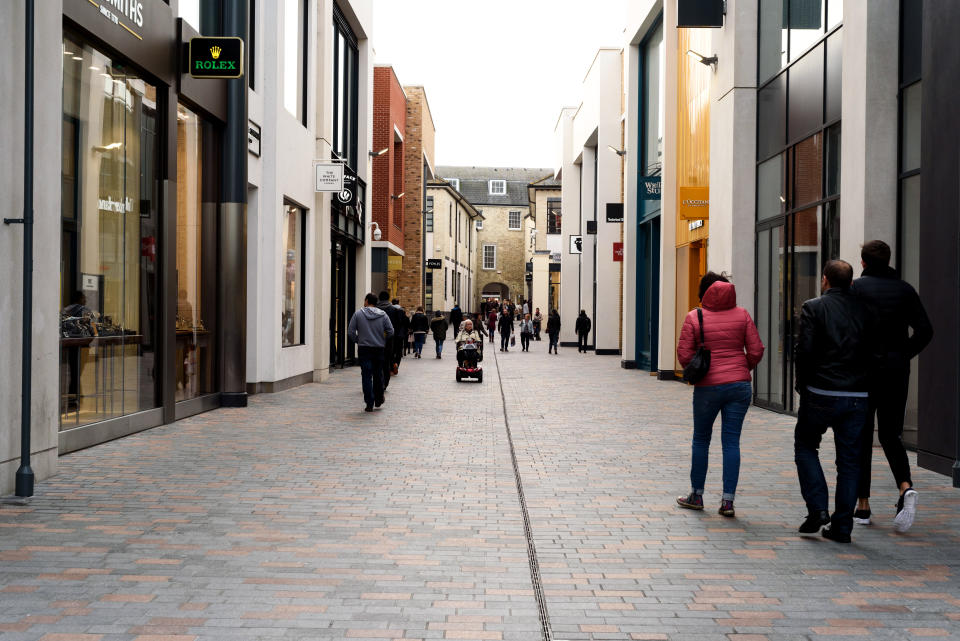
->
<box><xmin>60</xmin><ymin>37</ymin><xmax>161</xmax><ymax>428</ymax></box>
<box><xmin>282</xmin><ymin>203</ymin><xmax>305</xmax><ymax>347</ymax></box>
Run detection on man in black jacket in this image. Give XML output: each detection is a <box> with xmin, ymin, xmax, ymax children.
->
<box><xmin>851</xmin><ymin>240</ymin><xmax>933</xmax><ymax>532</ymax></box>
<box><xmin>794</xmin><ymin>260</ymin><xmax>874</xmax><ymax>543</ymax></box>
<box><xmin>377</xmin><ymin>292</ymin><xmax>403</xmax><ymax>389</ymax></box>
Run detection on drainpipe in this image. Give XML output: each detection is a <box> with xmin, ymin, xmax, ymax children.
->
<box><xmin>3</xmin><ymin>0</ymin><xmax>36</xmax><ymax>498</ymax></box>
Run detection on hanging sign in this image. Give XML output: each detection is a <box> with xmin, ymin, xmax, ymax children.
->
<box><xmin>569</xmin><ymin>235</ymin><xmax>583</xmax><ymax>254</ymax></box>
<box><xmin>315</xmin><ymin>162</ymin><xmax>345</xmax><ymax>192</ymax></box>
<box><xmin>678</xmin><ymin>186</ymin><xmax>710</xmax><ymax>220</ymax></box>
<box><xmin>613</xmin><ymin>242</ymin><xmax>624</xmax><ymax>262</ymax></box>
<box><xmin>677</xmin><ymin>0</ymin><xmax>724</xmax><ymax>27</ymax></box>
<box><xmin>425</xmin><ymin>258</ymin><xmax>442</xmax><ymax>269</ymax></box>
<box><xmin>606</xmin><ymin>203</ymin><xmax>624</xmax><ymax>223</ymax></box>
<box><xmin>640</xmin><ymin>176</ymin><xmax>661</xmax><ymax>201</ymax></box>
<box><xmin>189</xmin><ymin>37</ymin><xmax>244</xmax><ymax>79</ymax></box>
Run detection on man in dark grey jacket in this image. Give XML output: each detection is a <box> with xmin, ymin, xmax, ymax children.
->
<box><xmin>348</xmin><ymin>293</ymin><xmax>394</xmax><ymax>412</ymax></box>
<box><xmin>851</xmin><ymin>240</ymin><xmax>933</xmax><ymax>532</ymax></box>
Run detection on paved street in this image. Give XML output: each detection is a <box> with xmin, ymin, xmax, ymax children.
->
<box><xmin>2</xmin><ymin>337</ymin><xmax>960</xmax><ymax>641</ymax></box>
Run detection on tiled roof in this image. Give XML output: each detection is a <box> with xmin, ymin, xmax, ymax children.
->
<box><xmin>435</xmin><ymin>166</ymin><xmax>555</xmax><ymax>206</ymax></box>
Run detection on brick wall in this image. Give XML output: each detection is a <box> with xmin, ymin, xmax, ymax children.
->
<box><xmin>397</xmin><ymin>86</ymin><xmax>435</xmax><ymax>308</ymax></box>
<box><xmin>372</xmin><ymin>67</ymin><xmax>406</xmax><ymax>249</ymax></box>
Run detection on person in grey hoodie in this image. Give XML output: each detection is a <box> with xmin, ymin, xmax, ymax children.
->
<box><xmin>348</xmin><ymin>293</ymin><xmax>395</xmax><ymax>412</ymax></box>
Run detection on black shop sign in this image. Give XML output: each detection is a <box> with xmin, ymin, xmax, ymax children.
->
<box><xmin>189</xmin><ymin>37</ymin><xmax>244</xmax><ymax>79</ymax></box>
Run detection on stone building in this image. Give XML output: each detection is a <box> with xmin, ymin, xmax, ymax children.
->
<box><xmin>436</xmin><ymin>167</ymin><xmax>551</xmax><ymax>312</ymax></box>
<box><xmin>527</xmin><ymin>176</ymin><xmax>563</xmax><ymax>316</ymax></box>
<box><xmin>424</xmin><ymin>181</ymin><xmax>482</xmax><ymax>315</ymax></box>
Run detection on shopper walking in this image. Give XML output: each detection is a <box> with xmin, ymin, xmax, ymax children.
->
<box><xmin>546</xmin><ymin>310</ymin><xmax>561</xmax><ymax>354</ymax></box>
<box><xmin>487</xmin><ymin>309</ymin><xmax>497</xmax><ymax>344</ymax></box>
<box><xmin>449</xmin><ymin>304</ymin><xmax>463</xmax><ymax>338</ymax></box>
<box><xmin>391</xmin><ymin>299</ymin><xmax>408</xmax><ymax>372</ymax></box>
<box><xmin>519</xmin><ymin>314</ymin><xmax>534</xmax><ymax>352</ymax></box>
<box><xmin>410</xmin><ymin>306</ymin><xmax>429</xmax><ymax>358</ymax></box>
<box><xmin>498</xmin><ymin>309</ymin><xmax>513</xmax><ymax>352</ymax></box>
<box><xmin>676</xmin><ymin>273</ymin><xmax>765</xmax><ymax>517</ymax></box>
<box><xmin>575</xmin><ymin>310</ymin><xmax>592</xmax><ymax>352</ymax></box>
<box><xmin>794</xmin><ymin>260</ymin><xmax>875</xmax><ymax>543</ymax></box>
<box><xmin>851</xmin><ymin>240</ymin><xmax>933</xmax><ymax>531</ymax></box>
<box><xmin>377</xmin><ymin>292</ymin><xmax>403</xmax><ymax>388</ymax></box>
<box><xmin>347</xmin><ymin>293</ymin><xmax>394</xmax><ymax>412</ymax></box>
<box><xmin>533</xmin><ymin>308</ymin><xmax>543</xmax><ymax>340</ymax></box>
<box><xmin>430</xmin><ymin>311</ymin><xmax>448</xmax><ymax>359</ymax></box>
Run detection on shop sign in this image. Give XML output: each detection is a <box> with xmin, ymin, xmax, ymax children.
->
<box><xmin>91</xmin><ymin>0</ymin><xmax>145</xmax><ymax>40</ymax></box>
<box><xmin>98</xmin><ymin>196</ymin><xmax>134</xmax><ymax>214</ymax></box>
<box><xmin>606</xmin><ymin>203</ymin><xmax>624</xmax><ymax>223</ymax></box>
<box><xmin>315</xmin><ymin>162</ymin><xmax>345</xmax><ymax>192</ymax></box>
<box><xmin>569</xmin><ymin>235</ymin><xmax>583</xmax><ymax>254</ymax></box>
<box><xmin>678</xmin><ymin>186</ymin><xmax>709</xmax><ymax>220</ymax></box>
<box><xmin>525</xmin><ymin>273</ymin><xmax>533</xmax><ymax>282</ymax></box>
<box><xmin>248</xmin><ymin>122</ymin><xmax>261</xmax><ymax>156</ymax></box>
<box><xmin>640</xmin><ymin>176</ymin><xmax>661</xmax><ymax>201</ymax></box>
<box><xmin>613</xmin><ymin>242</ymin><xmax>624</xmax><ymax>262</ymax></box>
<box><xmin>189</xmin><ymin>37</ymin><xmax>244</xmax><ymax>79</ymax></box>
<box><xmin>677</xmin><ymin>0</ymin><xmax>724</xmax><ymax>28</ymax></box>
<box><xmin>425</xmin><ymin>258</ymin><xmax>442</xmax><ymax>269</ymax></box>
<box><xmin>689</xmin><ymin>219</ymin><xmax>705</xmax><ymax>231</ymax></box>
<box><xmin>586</xmin><ymin>220</ymin><xmax>597</xmax><ymax>234</ymax></box>
<box><xmin>388</xmin><ymin>255</ymin><xmax>403</xmax><ymax>271</ymax></box>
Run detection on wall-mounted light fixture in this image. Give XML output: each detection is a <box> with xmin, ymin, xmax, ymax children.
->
<box><xmin>371</xmin><ymin>222</ymin><xmax>382</xmax><ymax>241</ymax></box>
<box><xmin>369</xmin><ymin>148</ymin><xmax>389</xmax><ymax>157</ymax></box>
<box><xmin>607</xmin><ymin>145</ymin><xmax>627</xmax><ymax>157</ymax></box>
<box><xmin>687</xmin><ymin>49</ymin><xmax>718</xmax><ymax>68</ymax></box>
<box><xmin>391</xmin><ymin>192</ymin><xmax>405</xmax><ymax>200</ymax></box>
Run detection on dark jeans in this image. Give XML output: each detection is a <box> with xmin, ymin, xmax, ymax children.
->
<box><xmin>382</xmin><ymin>342</ymin><xmax>393</xmax><ymax>389</ymax></box>
<box><xmin>578</xmin><ymin>332</ymin><xmax>588</xmax><ymax>352</ymax></box>
<box><xmin>690</xmin><ymin>381</ymin><xmax>752</xmax><ymax>500</ymax></box>
<box><xmin>434</xmin><ymin>338</ymin><xmax>444</xmax><ymax>356</ymax></box>
<box><xmin>520</xmin><ymin>333</ymin><xmax>531</xmax><ymax>350</ymax></box>
<box><xmin>548</xmin><ymin>332</ymin><xmax>559</xmax><ymax>351</ymax></box>
<box><xmin>794</xmin><ymin>391</ymin><xmax>868</xmax><ymax>535</ymax></box>
<box><xmin>357</xmin><ymin>346</ymin><xmax>384</xmax><ymax>407</ymax></box>
<box><xmin>534</xmin><ymin>322</ymin><xmax>541</xmax><ymax>340</ymax></box>
<box><xmin>857</xmin><ymin>367</ymin><xmax>913</xmax><ymax>497</ymax></box>
<box><xmin>500</xmin><ymin>332</ymin><xmax>511</xmax><ymax>350</ymax></box>
<box><xmin>413</xmin><ymin>333</ymin><xmax>426</xmax><ymax>355</ymax></box>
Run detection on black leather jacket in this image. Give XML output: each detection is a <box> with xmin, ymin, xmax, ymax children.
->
<box><xmin>795</xmin><ymin>288</ymin><xmax>875</xmax><ymax>393</ymax></box>
<box><xmin>850</xmin><ymin>266</ymin><xmax>933</xmax><ymax>370</ymax></box>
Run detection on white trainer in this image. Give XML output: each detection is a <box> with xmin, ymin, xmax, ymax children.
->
<box><xmin>893</xmin><ymin>488</ymin><xmax>918</xmax><ymax>533</ymax></box>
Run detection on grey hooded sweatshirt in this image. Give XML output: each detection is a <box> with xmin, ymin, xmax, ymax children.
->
<box><xmin>348</xmin><ymin>306</ymin><xmax>395</xmax><ymax>348</ymax></box>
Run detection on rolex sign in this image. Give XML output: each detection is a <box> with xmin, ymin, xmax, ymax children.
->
<box><xmin>189</xmin><ymin>37</ymin><xmax>244</xmax><ymax>79</ymax></box>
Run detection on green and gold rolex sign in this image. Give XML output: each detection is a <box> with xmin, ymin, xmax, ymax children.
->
<box><xmin>189</xmin><ymin>37</ymin><xmax>244</xmax><ymax>79</ymax></box>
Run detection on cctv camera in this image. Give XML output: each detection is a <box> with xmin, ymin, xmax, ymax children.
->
<box><xmin>373</xmin><ymin>227</ymin><xmax>382</xmax><ymax>241</ymax></box>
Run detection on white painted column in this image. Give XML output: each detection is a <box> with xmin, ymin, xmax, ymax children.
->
<box><xmin>657</xmin><ymin>0</ymin><xmax>679</xmax><ymax>374</ymax></box>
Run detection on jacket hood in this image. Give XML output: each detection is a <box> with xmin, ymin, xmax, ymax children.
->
<box><xmin>361</xmin><ymin>306</ymin><xmax>386</xmax><ymax>319</ymax></box>
<box><xmin>702</xmin><ymin>281</ymin><xmax>737</xmax><ymax>311</ymax></box>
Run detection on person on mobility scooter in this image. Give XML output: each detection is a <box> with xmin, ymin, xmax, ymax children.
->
<box><xmin>455</xmin><ymin>319</ymin><xmax>484</xmax><ymax>382</ymax></box>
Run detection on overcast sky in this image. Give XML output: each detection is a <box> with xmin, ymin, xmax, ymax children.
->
<box><xmin>372</xmin><ymin>0</ymin><xmax>627</xmax><ymax>170</ymax></box>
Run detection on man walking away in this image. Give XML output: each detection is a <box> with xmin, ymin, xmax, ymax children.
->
<box><xmin>449</xmin><ymin>303</ymin><xmax>463</xmax><ymax>337</ymax></box>
<box><xmin>498</xmin><ymin>309</ymin><xmax>513</xmax><ymax>352</ymax></box>
<box><xmin>410</xmin><ymin>306</ymin><xmax>429</xmax><ymax>358</ymax></box>
<box><xmin>348</xmin><ymin>293</ymin><xmax>394</xmax><ymax>412</ymax></box>
<box><xmin>430</xmin><ymin>311</ymin><xmax>448</xmax><ymax>359</ymax></box>
<box><xmin>575</xmin><ymin>310</ymin><xmax>592</xmax><ymax>353</ymax></box>
<box><xmin>851</xmin><ymin>240</ymin><xmax>933</xmax><ymax>531</ymax></box>
<box><xmin>794</xmin><ymin>260</ymin><xmax>874</xmax><ymax>543</ymax></box>
<box><xmin>391</xmin><ymin>298</ymin><xmax>408</xmax><ymax>372</ymax></box>
<box><xmin>377</xmin><ymin>292</ymin><xmax>403</xmax><ymax>388</ymax></box>
<box><xmin>546</xmin><ymin>310</ymin><xmax>561</xmax><ymax>354</ymax></box>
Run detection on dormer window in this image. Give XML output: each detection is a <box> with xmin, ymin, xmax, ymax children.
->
<box><xmin>489</xmin><ymin>179</ymin><xmax>506</xmax><ymax>195</ymax></box>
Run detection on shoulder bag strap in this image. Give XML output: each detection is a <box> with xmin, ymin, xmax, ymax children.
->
<box><xmin>697</xmin><ymin>308</ymin><xmax>705</xmax><ymax>346</ymax></box>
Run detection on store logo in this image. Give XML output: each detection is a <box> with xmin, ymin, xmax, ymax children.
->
<box><xmin>210</xmin><ymin>46</ymin><xmax>222</xmax><ymax>60</ymax></box>
<box><xmin>98</xmin><ymin>196</ymin><xmax>134</xmax><ymax>214</ymax></box>
<box><xmin>188</xmin><ymin>37</ymin><xmax>244</xmax><ymax>79</ymax></box>
<box><xmin>92</xmin><ymin>0</ymin><xmax>145</xmax><ymax>40</ymax></box>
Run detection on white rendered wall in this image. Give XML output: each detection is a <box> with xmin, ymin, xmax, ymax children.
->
<box><xmin>657</xmin><ymin>0</ymin><xmax>679</xmax><ymax>372</ymax></box>
<box><xmin>556</xmin><ymin>108</ymin><xmax>582</xmax><ymax>344</ymax></box>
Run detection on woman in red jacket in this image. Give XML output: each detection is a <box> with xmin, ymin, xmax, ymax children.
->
<box><xmin>676</xmin><ymin>272</ymin><xmax>765</xmax><ymax>517</ymax></box>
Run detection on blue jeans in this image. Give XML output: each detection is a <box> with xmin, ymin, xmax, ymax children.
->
<box><xmin>690</xmin><ymin>381</ymin><xmax>752</xmax><ymax>500</ymax></box>
<box><xmin>435</xmin><ymin>339</ymin><xmax>444</xmax><ymax>356</ymax></box>
<box><xmin>357</xmin><ymin>346</ymin><xmax>384</xmax><ymax>407</ymax></box>
<box><xmin>794</xmin><ymin>391</ymin><xmax>867</xmax><ymax>536</ymax></box>
<box><xmin>413</xmin><ymin>333</ymin><xmax>426</xmax><ymax>355</ymax></box>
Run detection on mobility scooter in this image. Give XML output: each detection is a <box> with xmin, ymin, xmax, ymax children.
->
<box><xmin>456</xmin><ymin>339</ymin><xmax>483</xmax><ymax>383</ymax></box>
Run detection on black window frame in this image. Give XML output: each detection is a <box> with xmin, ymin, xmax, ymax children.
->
<box><xmin>547</xmin><ymin>198</ymin><xmax>562</xmax><ymax>235</ymax></box>
<box><xmin>333</xmin><ymin>4</ymin><xmax>359</xmax><ymax>168</ymax></box>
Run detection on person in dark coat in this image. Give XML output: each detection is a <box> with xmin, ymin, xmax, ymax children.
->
<box><xmin>487</xmin><ymin>309</ymin><xmax>497</xmax><ymax>344</ymax></box>
<box><xmin>497</xmin><ymin>310</ymin><xmax>513</xmax><ymax>352</ymax></box>
<box><xmin>377</xmin><ymin>292</ymin><xmax>403</xmax><ymax>388</ymax></box>
<box><xmin>546</xmin><ymin>310</ymin><xmax>561</xmax><ymax>354</ymax></box>
<box><xmin>391</xmin><ymin>299</ymin><xmax>408</xmax><ymax>369</ymax></box>
<box><xmin>429</xmin><ymin>311</ymin><xmax>448</xmax><ymax>359</ymax></box>
<box><xmin>851</xmin><ymin>240</ymin><xmax>933</xmax><ymax>532</ymax></box>
<box><xmin>410</xmin><ymin>307</ymin><xmax>430</xmax><ymax>358</ymax></box>
<box><xmin>794</xmin><ymin>260</ymin><xmax>875</xmax><ymax>543</ymax></box>
<box><xmin>575</xmin><ymin>310</ymin><xmax>592</xmax><ymax>353</ymax></box>
<box><xmin>449</xmin><ymin>304</ymin><xmax>463</xmax><ymax>339</ymax></box>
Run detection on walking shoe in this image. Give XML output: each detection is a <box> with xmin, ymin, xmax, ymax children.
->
<box><xmin>718</xmin><ymin>500</ymin><xmax>735</xmax><ymax>517</ymax></box>
<box><xmin>364</xmin><ymin>405</ymin><xmax>373</xmax><ymax>412</ymax></box>
<box><xmin>853</xmin><ymin>509</ymin><xmax>872</xmax><ymax>525</ymax></box>
<box><xmin>392</xmin><ymin>363</ymin><xmax>399</xmax><ymax>375</ymax></box>
<box><xmin>894</xmin><ymin>488</ymin><xmax>918</xmax><ymax>532</ymax></box>
<box><xmin>676</xmin><ymin>492</ymin><xmax>704</xmax><ymax>510</ymax></box>
<box><xmin>799</xmin><ymin>510</ymin><xmax>831</xmax><ymax>534</ymax></box>
<box><xmin>374</xmin><ymin>396</ymin><xmax>384</xmax><ymax>408</ymax></box>
<box><xmin>821</xmin><ymin>527</ymin><xmax>851</xmax><ymax>543</ymax></box>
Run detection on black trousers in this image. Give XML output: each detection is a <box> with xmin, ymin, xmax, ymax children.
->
<box><xmin>520</xmin><ymin>333</ymin><xmax>531</xmax><ymax>350</ymax></box>
<box><xmin>500</xmin><ymin>332</ymin><xmax>511</xmax><ymax>351</ymax></box>
<box><xmin>382</xmin><ymin>343</ymin><xmax>393</xmax><ymax>389</ymax></box>
<box><xmin>578</xmin><ymin>332</ymin><xmax>589</xmax><ymax>352</ymax></box>
<box><xmin>857</xmin><ymin>367</ymin><xmax>913</xmax><ymax>498</ymax></box>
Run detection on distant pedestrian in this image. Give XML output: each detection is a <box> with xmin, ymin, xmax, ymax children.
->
<box><xmin>851</xmin><ymin>240</ymin><xmax>933</xmax><ymax>531</ymax></box>
<box><xmin>676</xmin><ymin>273</ymin><xmax>764</xmax><ymax>518</ymax></box>
<box><xmin>410</xmin><ymin>306</ymin><xmax>429</xmax><ymax>359</ymax></box>
<box><xmin>377</xmin><ymin>292</ymin><xmax>403</xmax><ymax>388</ymax></box>
<box><xmin>533</xmin><ymin>308</ymin><xmax>543</xmax><ymax>340</ymax></box>
<box><xmin>430</xmin><ymin>311</ymin><xmax>448</xmax><ymax>359</ymax></box>
<box><xmin>392</xmin><ymin>299</ymin><xmax>408</xmax><ymax>370</ymax></box>
<box><xmin>347</xmin><ymin>293</ymin><xmax>394</xmax><ymax>412</ymax></box>
<box><xmin>546</xmin><ymin>310</ymin><xmax>561</xmax><ymax>354</ymax></box>
<box><xmin>487</xmin><ymin>309</ymin><xmax>497</xmax><ymax>344</ymax></box>
<box><xmin>794</xmin><ymin>260</ymin><xmax>875</xmax><ymax>543</ymax></box>
<box><xmin>449</xmin><ymin>304</ymin><xmax>463</xmax><ymax>340</ymax></box>
<box><xmin>498</xmin><ymin>310</ymin><xmax>513</xmax><ymax>352</ymax></box>
<box><xmin>575</xmin><ymin>310</ymin><xmax>592</xmax><ymax>352</ymax></box>
<box><xmin>519</xmin><ymin>314</ymin><xmax>533</xmax><ymax>352</ymax></box>
<box><xmin>522</xmin><ymin>301</ymin><xmax>529</xmax><ymax>317</ymax></box>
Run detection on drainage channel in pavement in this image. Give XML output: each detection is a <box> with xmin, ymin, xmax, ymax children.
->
<box><xmin>492</xmin><ymin>347</ymin><xmax>556</xmax><ymax>641</ymax></box>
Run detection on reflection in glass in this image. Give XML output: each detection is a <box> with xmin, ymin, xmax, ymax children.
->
<box><xmin>788</xmin><ymin>43</ymin><xmax>824</xmax><ymax>142</ymax></box>
<box><xmin>825</xmin><ymin>124</ymin><xmax>841</xmax><ymax>196</ymax></box>
<box><xmin>901</xmin><ymin>82</ymin><xmax>922</xmax><ymax>172</ymax></box>
<box><xmin>757</xmin><ymin>74</ymin><xmax>786</xmax><ymax>160</ymax></box>
<box><xmin>825</xmin><ymin>31</ymin><xmax>842</xmax><ymax>123</ymax></box>
<box><xmin>283</xmin><ymin>0</ymin><xmax>305</xmax><ymax>122</ymax></box>
<box><xmin>823</xmin><ymin>200</ymin><xmax>840</xmax><ymax>261</ymax></box>
<box><xmin>757</xmin><ymin>154</ymin><xmax>785</xmax><ymax>221</ymax></box>
<box><xmin>901</xmin><ymin>0</ymin><xmax>922</xmax><ymax>84</ymax></box>
<box><xmin>759</xmin><ymin>0</ymin><xmax>788</xmax><ymax>81</ymax></box>
<box><xmin>755</xmin><ymin>226</ymin><xmax>786</xmax><ymax>407</ymax></box>
<box><xmin>793</xmin><ymin>133</ymin><xmax>823</xmax><ymax>208</ymax></box>
<box><xmin>789</xmin><ymin>0</ymin><xmax>824</xmax><ymax>61</ymax></box>
<box><xmin>282</xmin><ymin>204</ymin><xmax>305</xmax><ymax>347</ymax></box>
<box><xmin>900</xmin><ymin>174</ymin><xmax>921</xmax><ymax>443</ymax></box>
<box><xmin>175</xmin><ymin>105</ymin><xmax>218</xmax><ymax>402</ymax></box>
<box><xmin>60</xmin><ymin>37</ymin><xmax>160</xmax><ymax>429</ymax></box>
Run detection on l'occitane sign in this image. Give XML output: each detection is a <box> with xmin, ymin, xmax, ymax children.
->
<box><xmin>678</xmin><ymin>186</ymin><xmax>709</xmax><ymax>220</ymax></box>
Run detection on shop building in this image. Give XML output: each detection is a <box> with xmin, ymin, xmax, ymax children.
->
<box><xmin>424</xmin><ymin>181</ymin><xmax>482</xmax><ymax>314</ymax></box>
<box><xmin>552</xmin><ymin>49</ymin><xmax>625</xmax><ymax>354</ymax></box>
<box><xmin>526</xmin><ymin>176</ymin><xmax>563</xmax><ymax>317</ymax></box>
<box><xmin>369</xmin><ymin>65</ymin><xmax>406</xmax><ymax>298</ymax></box>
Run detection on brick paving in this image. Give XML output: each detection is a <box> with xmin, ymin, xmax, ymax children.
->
<box><xmin>1</xmin><ymin>338</ymin><xmax>959</xmax><ymax>641</ymax></box>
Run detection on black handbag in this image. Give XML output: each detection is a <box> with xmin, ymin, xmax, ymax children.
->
<box><xmin>682</xmin><ymin>308</ymin><xmax>711</xmax><ymax>384</ymax></box>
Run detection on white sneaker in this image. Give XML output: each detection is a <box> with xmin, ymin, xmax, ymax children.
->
<box><xmin>893</xmin><ymin>488</ymin><xmax>918</xmax><ymax>533</ymax></box>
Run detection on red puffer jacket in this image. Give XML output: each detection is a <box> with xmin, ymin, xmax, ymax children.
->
<box><xmin>677</xmin><ymin>281</ymin><xmax>764</xmax><ymax>387</ymax></box>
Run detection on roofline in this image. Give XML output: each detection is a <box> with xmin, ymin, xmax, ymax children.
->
<box><xmin>426</xmin><ymin>180</ymin><xmax>484</xmax><ymax>219</ymax></box>
<box><xmin>374</xmin><ymin>64</ymin><xmax>407</xmax><ymax>100</ymax></box>
<box><xmin>403</xmin><ymin>85</ymin><xmax>437</xmax><ymax>134</ymax></box>
<box><xmin>583</xmin><ymin>47</ymin><xmax>623</xmax><ymax>82</ymax></box>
